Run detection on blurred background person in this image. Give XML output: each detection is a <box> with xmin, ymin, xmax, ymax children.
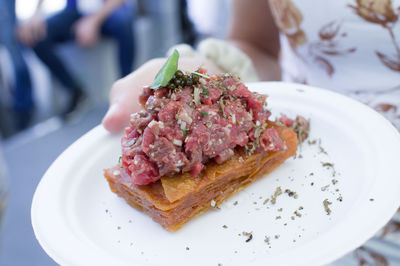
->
<box><xmin>17</xmin><ymin>0</ymin><xmax>135</xmax><ymax>119</ymax></box>
<box><xmin>178</xmin><ymin>0</ymin><xmax>196</xmax><ymax>46</ymax></box>
<box><xmin>0</xmin><ymin>0</ymin><xmax>34</xmax><ymax>130</ymax></box>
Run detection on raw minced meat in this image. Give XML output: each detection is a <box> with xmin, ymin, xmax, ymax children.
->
<box><xmin>121</xmin><ymin>71</ymin><xmax>286</xmax><ymax>185</ymax></box>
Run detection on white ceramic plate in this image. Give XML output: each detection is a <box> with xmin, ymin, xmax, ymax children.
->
<box><xmin>32</xmin><ymin>82</ymin><xmax>400</xmax><ymax>266</ymax></box>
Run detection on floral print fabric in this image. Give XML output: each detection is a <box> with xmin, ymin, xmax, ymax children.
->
<box><xmin>271</xmin><ymin>0</ymin><xmax>400</xmax><ymax>129</ymax></box>
<box><xmin>269</xmin><ymin>0</ymin><xmax>400</xmax><ymax>265</ymax></box>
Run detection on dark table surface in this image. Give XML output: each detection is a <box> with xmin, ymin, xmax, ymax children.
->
<box><xmin>0</xmin><ymin>104</ymin><xmax>108</xmax><ymax>266</ymax></box>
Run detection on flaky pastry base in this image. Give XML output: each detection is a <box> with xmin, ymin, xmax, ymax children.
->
<box><xmin>104</xmin><ymin>124</ymin><xmax>297</xmax><ymax>231</ymax></box>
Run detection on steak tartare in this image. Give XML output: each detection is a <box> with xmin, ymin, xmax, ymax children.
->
<box><xmin>121</xmin><ymin>70</ymin><xmax>286</xmax><ymax>185</ymax></box>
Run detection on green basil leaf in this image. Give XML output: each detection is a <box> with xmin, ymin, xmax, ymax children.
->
<box><xmin>150</xmin><ymin>49</ymin><xmax>179</xmax><ymax>89</ymax></box>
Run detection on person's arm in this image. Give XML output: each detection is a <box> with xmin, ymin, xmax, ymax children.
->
<box><xmin>74</xmin><ymin>0</ymin><xmax>125</xmax><ymax>47</ymax></box>
<box><xmin>17</xmin><ymin>0</ymin><xmax>46</xmax><ymax>46</ymax></box>
<box><xmin>91</xmin><ymin>0</ymin><xmax>124</xmax><ymax>25</ymax></box>
<box><xmin>228</xmin><ymin>0</ymin><xmax>281</xmax><ymax>81</ymax></box>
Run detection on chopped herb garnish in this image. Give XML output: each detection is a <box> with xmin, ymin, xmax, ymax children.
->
<box><xmin>182</xmin><ymin>129</ymin><xmax>187</xmax><ymax>136</ymax></box>
<box><xmin>323</xmin><ymin>199</ymin><xmax>332</xmax><ymax>215</ymax></box>
<box><xmin>294</xmin><ymin>210</ymin><xmax>302</xmax><ymax>217</ymax></box>
<box><xmin>217</xmin><ymin>97</ymin><xmax>227</xmax><ymax>118</ymax></box>
<box><xmin>321</xmin><ymin>162</ymin><xmax>334</xmax><ymax>167</ymax></box>
<box><xmin>270</xmin><ymin>186</ymin><xmax>283</xmax><ymax>204</ymax></box>
<box><xmin>246</xmin><ymin>234</ymin><xmax>253</xmax><ymax>242</ymax></box>
<box><xmin>201</xmin><ymin>112</ymin><xmax>208</xmax><ymax>117</ymax></box>
<box><xmin>284</xmin><ymin>189</ymin><xmax>298</xmax><ymax>198</ymax></box>
<box><xmin>307</xmin><ymin>139</ymin><xmax>317</xmax><ymax>145</ymax></box>
<box><xmin>202</xmin><ymin>88</ymin><xmax>209</xmax><ymax>95</ymax></box>
<box><xmin>245</xmin><ymin>142</ymin><xmax>256</xmax><ymax>157</ymax></box>
<box><xmin>321</xmin><ymin>184</ymin><xmax>330</xmax><ymax>191</ymax></box>
<box><xmin>185</xmin><ymin>70</ymin><xmax>211</xmax><ymax>80</ymax></box>
<box><xmin>245</xmin><ymin>121</ymin><xmax>267</xmax><ymax>157</ymax></box>
<box><xmin>242</xmin><ymin>231</ymin><xmax>253</xmax><ymax>242</ymax></box>
<box><xmin>118</xmin><ymin>156</ymin><xmax>122</xmax><ymax>163</ymax></box>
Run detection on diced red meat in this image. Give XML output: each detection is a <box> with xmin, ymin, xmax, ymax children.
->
<box><xmin>129</xmin><ymin>111</ymin><xmax>153</xmax><ymax>130</ymax></box>
<box><xmin>183</xmin><ymin>123</ymin><xmax>208</xmax><ymax>173</ymax></box>
<box><xmin>174</xmin><ymin>87</ymin><xmax>194</xmax><ymax>104</ymax></box>
<box><xmin>128</xmin><ymin>154</ymin><xmax>159</xmax><ymax>185</ymax></box>
<box><xmin>145</xmin><ymin>96</ymin><xmax>164</xmax><ymax>112</ymax></box>
<box><xmin>260</xmin><ymin>127</ymin><xmax>285</xmax><ymax>152</ymax></box>
<box><xmin>292</xmin><ymin>115</ymin><xmax>310</xmax><ymax>142</ymax></box>
<box><xmin>157</xmin><ymin>151</ymin><xmax>189</xmax><ymax>176</ymax></box>
<box><xmin>197</xmin><ymin>68</ymin><xmax>207</xmax><ymax>75</ymax></box>
<box><xmin>279</xmin><ymin>114</ymin><xmax>294</xmax><ymax>127</ymax></box>
<box><xmin>141</xmin><ymin>127</ymin><xmax>155</xmax><ymax>153</ymax></box>
<box><xmin>201</xmin><ymin>85</ymin><xmax>222</xmax><ymax>105</ymax></box>
<box><xmin>231</xmin><ymin>130</ymin><xmax>249</xmax><ymax>147</ymax></box>
<box><xmin>139</xmin><ymin>86</ymin><xmax>152</xmax><ymax>107</ymax></box>
<box><xmin>154</xmin><ymin>87</ymin><xmax>169</xmax><ymax>98</ymax></box>
<box><xmin>120</xmin><ymin>72</ymin><xmax>286</xmax><ymax>185</ymax></box>
<box><xmin>175</xmin><ymin>105</ymin><xmax>193</xmax><ymax>129</ymax></box>
<box><xmin>191</xmin><ymin>162</ymin><xmax>203</xmax><ymax>176</ymax></box>
<box><xmin>215</xmin><ymin>149</ymin><xmax>234</xmax><ymax>164</ymax></box>
<box><xmin>255</xmin><ymin>111</ymin><xmax>270</xmax><ymax>125</ymax></box>
<box><xmin>183</xmin><ymin>148</ymin><xmax>202</xmax><ymax>173</ymax></box>
<box><xmin>247</xmin><ymin>94</ymin><xmax>265</xmax><ymax>119</ymax></box>
<box><xmin>147</xmin><ymin>137</ymin><xmax>176</xmax><ymax>163</ymax></box>
<box><xmin>158</xmin><ymin>101</ymin><xmax>180</xmax><ymax>124</ymax></box>
<box><xmin>231</xmin><ymin>83</ymin><xmax>252</xmax><ymax>98</ymax></box>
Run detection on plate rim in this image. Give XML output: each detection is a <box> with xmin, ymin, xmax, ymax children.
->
<box><xmin>31</xmin><ymin>81</ymin><xmax>400</xmax><ymax>266</ymax></box>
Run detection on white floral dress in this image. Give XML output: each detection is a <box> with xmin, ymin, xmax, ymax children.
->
<box><xmin>269</xmin><ymin>0</ymin><xmax>400</xmax><ymax>264</ymax></box>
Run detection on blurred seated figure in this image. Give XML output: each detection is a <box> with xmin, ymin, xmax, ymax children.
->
<box><xmin>0</xmin><ymin>0</ymin><xmax>34</xmax><ymax>130</ymax></box>
<box><xmin>178</xmin><ymin>0</ymin><xmax>197</xmax><ymax>46</ymax></box>
<box><xmin>18</xmin><ymin>0</ymin><xmax>135</xmax><ymax>119</ymax></box>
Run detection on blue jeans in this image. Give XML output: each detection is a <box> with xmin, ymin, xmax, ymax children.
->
<box><xmin>32</xmin><ymin>4</ymin><xmax>135</xmax><ymax>92</ymax></box>
<box><xmin>0</xmin><ymin>0</ymin><xmax>33</xmax><ymax>113</ymax></box>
